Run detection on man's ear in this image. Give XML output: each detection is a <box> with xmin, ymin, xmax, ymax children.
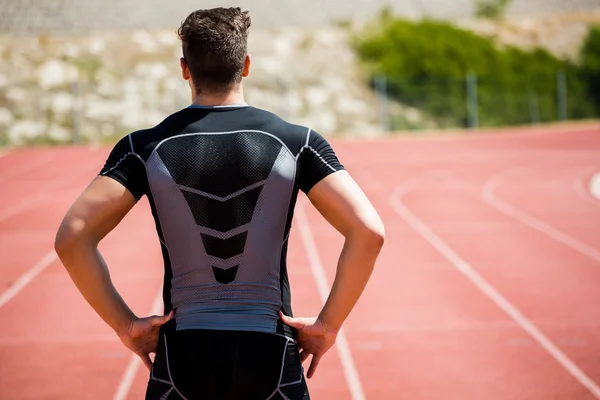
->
<box><xmin>242</xmin><ymin>54</ymin><xmax>251</xmax><ymax>78</ymax></box>
<box><xmin>180</xmin><ymin>57</ymin><xmax>191</xmax><ymax>80</ymax></box>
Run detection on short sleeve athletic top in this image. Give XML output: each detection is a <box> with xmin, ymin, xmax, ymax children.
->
<box><xmin>100</xmin><ymin>105</ymin><xmax>344</xmax><ymax>337</ymax></box>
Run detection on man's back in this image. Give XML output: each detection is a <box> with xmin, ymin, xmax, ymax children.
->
<box><xmin>55</xmin><ymin>8</ymin><xmax>383</xmax><ymax>400</ymax></box>
<box><xmin>101</xmin><ymin>105</ymin><xmax>343</xmax><ymax>336</ymax></box>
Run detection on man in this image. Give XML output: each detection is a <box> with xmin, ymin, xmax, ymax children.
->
<box><xmin>55</xmin><ymin>7</ymin><xmax>384</xmax><ymax>400</ymax></box>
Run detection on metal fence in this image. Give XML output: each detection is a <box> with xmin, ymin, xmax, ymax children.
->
<box><xmin>373</xmin><ymin>71</ymin><xmax>599</xmax><ymax>132</ymax></box>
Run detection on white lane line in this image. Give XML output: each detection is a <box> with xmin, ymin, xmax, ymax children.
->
<box><xmin>573</xmin><ymin>168</ymin><xmax>600</xmax><ymax>208</ymax></box>
<box><xmin>0</xmin><ymin>164</ymin><xmax>100</xmax><ymax>308</ymax></box>
<box><xmin>389</xmin><ymin>173</ymin><xmax>600</xmax><ymax>399</ymax></box>
<box><xmin>0</xmin><ymin>251</ymin><xmax>58</xmax><ymax>309</ymax></box>
<box><xmin>483</xmin><ymin>168</ymin><xmax>600</xmax><ymax>263</ymax></box>
<box><xmin>295</xmin><ymin>201</ymin><xmax>366</xmax><ymax>400</ymax></box>
<box><xmin>113</xmin><ymin>287</ymin><xmax>164</xmax><ymax>400</ymax></box>
<box><xmin>591</xmin><ymin>173</ymin><xmax>600</xmax><ymax>202</ymax></box>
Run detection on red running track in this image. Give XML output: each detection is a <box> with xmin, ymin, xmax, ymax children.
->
<box><xmin>1</xmin><ymin>124</ymin><xmax>599</xmax><ymax>399</ymax></box>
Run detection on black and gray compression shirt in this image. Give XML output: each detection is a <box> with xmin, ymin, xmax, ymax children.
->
<box><xmin>99</xmin><ymin>105</ymin><xmax>344</xmax><ymax>336</ymax></box>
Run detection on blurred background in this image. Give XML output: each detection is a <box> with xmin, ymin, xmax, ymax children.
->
<box><xmin>0</xmin><ymin>0</ymin><xmax>599</xmax><ymax>144</ymax></box>
<box><xmin>1</xmin><ymin>1</ymin><xmax>600</xmax><ymax>400</ymax></box>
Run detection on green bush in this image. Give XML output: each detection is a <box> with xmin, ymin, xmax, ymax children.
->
<box><xmin>354</xmin><ymin>16</ymin><xmax>599</xmax><ymax>129</ymax></box>
<box><xmin>580</xmin><ymin>25</ymin><xmax>600</xmax><ymax>110</ymax></box>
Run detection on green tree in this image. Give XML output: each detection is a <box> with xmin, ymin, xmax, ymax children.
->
<box><xmin>354</xmin><ymin>15</ymin><xmax>596</xmax><ymax>129</ymax></box>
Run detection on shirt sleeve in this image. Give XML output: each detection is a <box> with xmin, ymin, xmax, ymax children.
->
<box><xmin>297</xmin><ymin>129</ymin><xmax>345</xmax><ymax>194</ymax></box>
<box><xmin>99</xmin><ymin>135</ymin><xmax>147</xmax><ymax>200</ymax></box>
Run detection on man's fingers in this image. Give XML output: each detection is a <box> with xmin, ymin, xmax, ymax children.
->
<box><xmin>307</xmin><ymin>355</ymin><xmax>321</xmax><ymax>379</ymax></box>
<box><xmin>139</xmin><ymin>353</ymin><xmax>153</xmax><ymax>372</ymax></box>
<box><xmin>278</xmin><ymin>312</ymin><xmax>305</xmax><ymax>329</ymax></box>
<box><xmin>149</xmin><ymin>310</ymin><xmax>175</xmax><ymax>327</ymax></box>
<box><xmin>165</xmin><ymin>310</ymin><xmax>175</xmax><ymax>322</ymax></box>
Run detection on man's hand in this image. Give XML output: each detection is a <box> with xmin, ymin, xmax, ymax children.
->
<box><xmin>279</xmin><ymin>312</ymin><xmax>338</xmax><ymax>379</ymax></box>
<box><xmin>117</xmin><ymin>311</ymin><xmax>175</xmax><ymax>371</ymax></box>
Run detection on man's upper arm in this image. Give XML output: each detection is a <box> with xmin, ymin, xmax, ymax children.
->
<box><xmin>297</xmin><ymin>129</ymin><xmax>383</xmax><ymax>237</ymax></box>
<box><xmin>306</xmin><ymin>171</ymin><xmax>384</xmax><ymax>238</ymax></box>
<box><xmin>56</xmin><ymin>176</ymin><xmax>137</xmax><ymax>245</ymax></box>
<box><xmin>57</xmin><ymin>135</ymin><xmax>146</xmax><ymax>244</ymax></box>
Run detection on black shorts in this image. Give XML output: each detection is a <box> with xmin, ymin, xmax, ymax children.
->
<box><xmin>146</xmin><ymin>329</ymin><xmax>310</xmax><ymax>400</ymax></box>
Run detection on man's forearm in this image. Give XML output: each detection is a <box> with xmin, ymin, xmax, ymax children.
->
<box><xmin>318</xmin><ymin>231</ymin><xmax>383</xmax><ymax>331</ymax></box>
<box><xmin>56</xmin><ymin>237</ymin><xmax>136</xmax><ymax>335</ymax></box>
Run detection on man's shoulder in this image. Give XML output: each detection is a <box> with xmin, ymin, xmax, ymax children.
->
<box><xmin>245</xmin><ymin>107</ymin><xmax>311</xmax><ymax>150</ymax></box>
<box><xmin>245</xmin><ymin>106</ymin><xmax>304</xmax><ymax>127</ymax></box>
<box><xmin>126</xmin><ymin>108</ymin><xmax>197</xmax><ymax>160</ymax></box>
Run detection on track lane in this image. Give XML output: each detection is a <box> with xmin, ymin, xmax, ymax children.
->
<box><xmin>392</xmin><ymin>172</ymin><xmax>600</xmax><ymax>398</ymax></box>
<box><xmin>0</xmin><ymin>148</ymin><xmax>106</xmax><ymax>300</ymax></box>
<box><xmin>485</xmin><ymin>166</ymin><xmax>600</xmax><ymax>252</ymax></box>
<box><xmin>3</xmin><ymin>124</ymin><xmax>600</xmax><ymax>399</ymax></box>
<box><xmin>306</xmin><ymin>131</ymin><xmax>600</xmax><ymax>399</ymax></box>
<box><xmin>300</xmin><ymin>161</ymin><xmax>596</xmax><ymax>399</ymax></box>
<box><xmin>0</xmin><ymin>198</ymin><xmax>163</xmax><ymax>399</ymax></box>
<box><xmin>0</xmin><ymin>147</ymin><xmax>164</xmax><ymax>399</ymax></box>
<box><xmin>0</xmin><ymin>149</ymin><xmax>59</xmax><ymax>185</ymax></box>
<box><xmin>384</xmin><ymin>164</ymin><xmax>600</xmax><ymax>393</ymax></box>
<box><xmin>0</xmin><ymin>148</ymin><xmax>103</xmax><ymax>210</ymax></box>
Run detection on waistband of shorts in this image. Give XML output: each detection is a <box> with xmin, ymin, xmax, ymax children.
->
<box><xmin>172</xmin><ymin>311</ymin><xmax>296</xmax><ymax>339</ymax></box>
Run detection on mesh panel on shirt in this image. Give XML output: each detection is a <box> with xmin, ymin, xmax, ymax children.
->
<box><xmin>156</xmin><ymin>131</ymin><xmax>287</xmax><ymax>293</ymax></box>
<box><xmin>157</xmin><ymin>131</ymin><xmax>283</xmax><ymax>197</ymax></box>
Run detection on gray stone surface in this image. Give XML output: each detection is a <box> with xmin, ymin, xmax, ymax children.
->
<box><xmin>0</xmin><ymin>27</ymin><xmax>383</xmax><ymax>144</ymax></box>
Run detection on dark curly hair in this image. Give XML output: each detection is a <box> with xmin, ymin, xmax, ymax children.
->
<box><xmin>178</xmin><ymin>7</ymin><xmax>251</xmax><ymax>93</ymax></box>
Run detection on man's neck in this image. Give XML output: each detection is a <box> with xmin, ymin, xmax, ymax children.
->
<box><xmin>190</xmin><ymin>86</ymin><xmax>246</xmax><ymax>107</ymax></box>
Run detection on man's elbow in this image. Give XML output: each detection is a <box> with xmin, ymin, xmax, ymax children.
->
<box><xmin>54</xmin><ymin>230</ymin><xmax>74</xmax><ymax>259</ymax></box>
<box><xmin>357</xmin><ymin>223</ymin><xmax>385</xmax><ymax>251</ymax></box>
<box><xmin>54</xmin><ymin>223</ymin><xmax>84</xmax><ymax>260</ymax></box>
